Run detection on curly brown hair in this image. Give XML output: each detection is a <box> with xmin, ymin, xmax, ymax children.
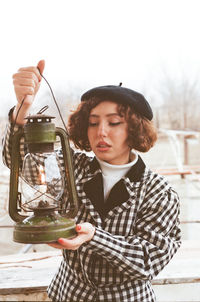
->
<box><xmin>68</xmin><ymin>97</ymin><xmax>157</xmax><ymax>152</ymax></box>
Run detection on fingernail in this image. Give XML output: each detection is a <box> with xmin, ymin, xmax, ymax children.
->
<box><xmin>76</xmin><ymin>225</ymin><xmax>81</xmax><ymax>231</ymax></box>
<box><xmin>58</xmin><ymin>238</ymin><xmax>64</xmax><ymax>244</ymax></box>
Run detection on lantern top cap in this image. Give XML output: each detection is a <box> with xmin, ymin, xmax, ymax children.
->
<box><xmin>25</xmin><ymin>114</ymin><xmax>55</xmax><ymax>123</ymax></box>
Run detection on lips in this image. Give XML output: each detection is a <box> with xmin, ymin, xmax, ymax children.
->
<box><xmin>97</xmin><ymin>141</ymin><xmax>111</xmax><ymax>148</ymax></box>
<box><xmin>96</xmin><ymin>141</ymin><xmax>111</xmax><ymax>151</ymax></box>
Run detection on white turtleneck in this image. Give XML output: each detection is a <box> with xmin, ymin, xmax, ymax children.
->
<box><xmin>96</xmin><ymin>151</ymin><xmax>138</xmax><ymax>201</ymax></box>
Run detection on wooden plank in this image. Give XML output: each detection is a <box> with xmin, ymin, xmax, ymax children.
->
<box><xmin>0</xmin><ymin>292</ymin><xmax>50</xmax><ymax>301</ymax></box>
<box><xmin>154</xmin><ymin>165</ymin><xmax>200</xmax><ymax>176</ymax></box>
<box><xmin>153</xmin><ymin>240</ymin><xmax>200</xmax><ymax>285</ymax></box>
<box><xmin>153</xmin><ymin>283</ymin><xmax>200</xmax><ymax>302</ymax></box>
<box><xmin>0</xmin><ymin>251</ymin><xmax>62</xmax><ymax>295</ymax></box>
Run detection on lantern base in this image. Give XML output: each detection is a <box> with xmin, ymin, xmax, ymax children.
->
<box><xmin>13</xmin><ymin>213</ymin><xmax>77</xmax><ymax>244</ymax></box>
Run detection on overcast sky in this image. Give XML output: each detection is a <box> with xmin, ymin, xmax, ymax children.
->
<box><xmin>0</xmin><ymin>0</ymin><xmax>200</xmax><ymax>116</ymax></box>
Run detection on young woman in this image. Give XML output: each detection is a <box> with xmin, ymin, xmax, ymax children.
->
<box><xmin>3</xmin><ymin>60</ymin><xmax>181</xmax><ymax>302</ymax></box>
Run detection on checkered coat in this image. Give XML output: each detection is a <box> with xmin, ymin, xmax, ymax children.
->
<box><xmin>2</xmin><ymin>115</ymin><xmax>181</xmax><ymax>302</ymax></box>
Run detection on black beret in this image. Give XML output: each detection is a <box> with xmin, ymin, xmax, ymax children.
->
<box><xmin>81</xmin><ymin>84</ymin><xmax>153</xmax><ymax>120</ymax></box>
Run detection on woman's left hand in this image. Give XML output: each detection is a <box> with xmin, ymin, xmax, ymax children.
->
<box><xmin>48</xmin><ymin>222</ymin><xmax>95</xmax><ymax>250</ymax></box>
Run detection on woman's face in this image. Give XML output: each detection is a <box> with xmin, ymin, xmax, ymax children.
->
<box><xmin>87</xmin><ymin>101</ymin><xmax>130</xmax><ymax>165</ymax></box>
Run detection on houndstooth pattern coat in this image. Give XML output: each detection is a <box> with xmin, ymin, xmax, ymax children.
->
<box><xmin>2</xmin><ymin>112</ymin><xmax>181</xmax><ymax>302</ymax></box>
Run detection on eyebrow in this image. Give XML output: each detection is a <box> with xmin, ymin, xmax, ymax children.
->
<box><xmin>89</xmin><ymin>113</ymin><xmax>121</xmax><ymax>118</ymax></box>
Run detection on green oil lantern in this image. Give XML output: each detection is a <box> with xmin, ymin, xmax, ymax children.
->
<box><xmin>9</xmin><ymin>113</ymin><xmax>79</xmax><ymax>243</ymax></box>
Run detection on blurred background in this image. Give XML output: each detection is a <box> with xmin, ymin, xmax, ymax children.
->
<box><xmin>0</xmin><ymin>0</ymin><xmax>200</xmax><ymax>253</ymax></box>
<box><xmin>0</xmin><ymin>0</ymin><xmax>200</xmax><ymax>300</ymax></box>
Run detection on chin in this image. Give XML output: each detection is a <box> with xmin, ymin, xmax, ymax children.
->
<box><xmin>96</xmin><ymin>153</ymin><xmax>111</xmax><ymax>162</ymax></box>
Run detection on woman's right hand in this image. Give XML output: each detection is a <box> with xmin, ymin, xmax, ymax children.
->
<box><xmin>12</xmin><ymin>60</ymin><xmax>45</xmax><ymax>125</ymax></box>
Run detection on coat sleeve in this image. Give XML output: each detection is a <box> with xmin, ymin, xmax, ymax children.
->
<box><xmin>2</xmin><ymin>108</ymin><xmax>26</xmax><ymax>169</ymax></box>
<box><xmin>87</xmin><ymin>185</ymin><xmax>181</xmax><ymax>280</ymax></box>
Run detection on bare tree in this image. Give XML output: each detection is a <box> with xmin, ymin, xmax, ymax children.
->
<box><xmin>157</xmin><ymin>71</ymin><xmax>200</xmax><ymax>130</ymax></box>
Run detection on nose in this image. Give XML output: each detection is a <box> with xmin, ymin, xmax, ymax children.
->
<box><xmin>97</xmin><ymin>121</ymin><xmax>107</xmax><ymax>137</ymax></box>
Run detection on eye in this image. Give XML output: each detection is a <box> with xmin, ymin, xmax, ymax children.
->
<box><xmin>109</xmin><ymin>122</ymin><xmax>122</xmax><ymax>126</ymax></box>
<box><xmin>88</xmin><ymin>122</ymin><xmax>98</xmax><ymax>127</ymax></box>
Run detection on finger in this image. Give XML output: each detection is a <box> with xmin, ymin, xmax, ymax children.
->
<box><xmin>47</xmin><ymin>242</ymin><xmax>65</xmax><ymax>249</ymax></box>
<box><xmin>14</xmin><ymin>84</ymin><xmax>35</xmax><ymax>96</ymax></box>
<box><xmin>18</xmin><ymin>66</ymin><xmax>41</xmax><ymax>81</ymax></box>
<box><xmin>57</xmin><ymin>236</ymin><xmax>84</xmax><ymax>250</ymax></box>
<box><xmin>13</xmin><ymin>78</ymin><xmax>37</xmax><ymax>89</ymax></box>
<box><xmin>13</xmin><ymin>71</ymin><xmax>39</xmax><ymax>83</ymax></box>
<box><xmin>37</xmin><ymin>59</ymin><xmax>45</xmax><ymax>75</ymax></box>
<box><xmin>76</xmin><ymin>222</ymin><xmax>95</xmax><ymax>234</ymax></box>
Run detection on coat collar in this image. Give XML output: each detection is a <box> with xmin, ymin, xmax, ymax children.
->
<box><xmin>89</xmin><ymin>154</ymin><xmax>146</xmax><ymax>182</ymax></box>
<box><xmin>82</xmin><ymin>155</ymin><xmax>146</xmax><ymax>221</ymax></box>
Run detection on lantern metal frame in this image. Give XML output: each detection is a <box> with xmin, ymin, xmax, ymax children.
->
<box><xmin>9</xmin><ymin>114</ymin><xmax>79</xmax><ymax>243</ymax></box>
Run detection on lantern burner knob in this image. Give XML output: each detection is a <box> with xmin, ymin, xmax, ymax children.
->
<box><xmin>33</xmin><ymin>200</ymin><xmax>58</xmax><ymax>216</ymax></box>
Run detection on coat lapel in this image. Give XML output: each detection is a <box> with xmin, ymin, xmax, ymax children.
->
<box><xmin>80</xmin><ymin>155</ymin><xmax>146</xmax><ymax>221</ymax></box>
<box><xmin>83</xmin><ymin>172</ymin><xmax>105</xmax><ymax>220</ymax></box>
<box><xmin>104</xmin><ymin>179</ymin><xmax>129</xmax><ymax>215</ymax></box>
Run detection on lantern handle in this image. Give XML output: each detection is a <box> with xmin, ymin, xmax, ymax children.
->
<box><xmin>56</xmin><ymin>127</ymin><xmax>79</xmax><ymax>218</ymax></box>
<box><xmin>37</xmin><ymin>105</ymin><xmax>49</xmax><ymax>115</ymax></box>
